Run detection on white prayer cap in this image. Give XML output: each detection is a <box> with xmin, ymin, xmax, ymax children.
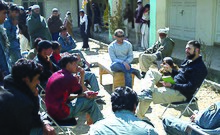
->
<box><xmin>52</xmin><ymin>8</ymin><xmax>58</xmax><ymax>12</ymax></box>
<box><xmin>32</xmin><ymin>5</ymin><xmax>40</xmax><ymax>10</ymax></box>
<box><xmin>157</xmin><ymin>28</ymin><xmax>169</xmax><ymax>34</ymax></box>
<box><xmin>137</xmin><ymin>0</ymin><xmax>142</xmax><ymax>3</ymax></box>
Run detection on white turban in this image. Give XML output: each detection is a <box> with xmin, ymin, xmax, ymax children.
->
<box><xmin>157</xmin><ymin>28</ymin><xmax>169</xmax><ymax>35</ymax></box>
<box><xmin>32</xmin><ymin>5</ymin><xmax>40</xmax><ymax>10</ymax></box>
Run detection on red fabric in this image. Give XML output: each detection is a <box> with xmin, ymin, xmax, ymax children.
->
<box><xmin>45</xmin><ymin>69</ymin><xmax>81</xmax><ymax>120</ymax></box>
<box><xmin>53</xmin><ymin>53</ymin><xmax>61</xmax><ymax>63</ymax></box>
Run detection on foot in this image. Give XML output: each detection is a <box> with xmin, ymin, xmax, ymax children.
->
<box><xmin>85</xmin><ymin>48</ymin><xmax>90</xmax><ymax>51</ymax></box>
<box><xmin>132</xmin><ymin>69</ymin><xmax>142</xmax><ymax>79</ymax></box>
<box><xmin>138</xmin><ymin>89</ymin><xmax>153</xmax><ymax>100</ymax></box>
<box><xmin>95</xmin><ymin>95</ymin><xmax>105</xmax><ymax>100</ymax></box>
<box><xmin>95</xmin><ymin>99</ymin><xmax>106</xmax><ymax>104</ymax></box>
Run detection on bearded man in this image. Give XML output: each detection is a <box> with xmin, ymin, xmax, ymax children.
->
<box><xmin>136</xmin><ymin>40</ymin><xmax>208</xmax><ymax>119</ymax></box>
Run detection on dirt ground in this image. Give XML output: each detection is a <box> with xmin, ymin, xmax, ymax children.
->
<box><xmin>70</xmin><ymin>41</ymin><xmax>220</xmax><ymax>135</ymax></box>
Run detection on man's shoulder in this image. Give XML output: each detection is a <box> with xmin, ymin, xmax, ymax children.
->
<box><xmin>108</xmin><ymin>40</ymin><xmax>116</xmax><ymax>48</ymax></box>
<box><xmin>50</xmin><ymin>70</ymin><xmax>75</xmax><ymax>82</ymax></box>
<box><xmin>123</xmin><ymin>40</ymin><xmax>132</xmax><ymax>46</ymax></box>
<box><xmin>164</xmin><ymin>37</ymin><xmax>175</xmax><ymax>44</ymax></box>
<box><xmin>0</xmin><ymin>88</ymin><xmax>13</xmax><ymax>101</ymax></box>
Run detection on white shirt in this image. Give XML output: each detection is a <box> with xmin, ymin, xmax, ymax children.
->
<box><xmin>80</xmin><ymin>14</ymin><xmax>88</xmax><ymax>32</ymax></box>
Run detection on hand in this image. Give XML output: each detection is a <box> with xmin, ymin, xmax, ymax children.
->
<box><xmin>123</xmin><ymin>62</ymin><xmax>130</xmax><ymax>70</ymax></box>
<box><xmin>162</xmin><ymin>81</ymin><xmax>172</xmax><ymax>88</ymax></box>
<box><xmin>77</xmin><ymin>67</ymin><xmax>85</xmax><ymax>76</ymax></box>
<box><xmin>74</xmin><ymin>75</ymin><xmax>80</xmax><ymax>82</ymax></box>
<box><xmin>84</xmin><ymin>91</ymin><xmax>98</xmax><ymax>99</ymax></box>
<box><xmin>190</xmin><ymin>114</ymin><xmax>196</xmax><ymax>122</ymax></box>
<box><xmin>43</xmin><ymin>124</ymin><xmax>56</xmax><ymax>135</ymax></box>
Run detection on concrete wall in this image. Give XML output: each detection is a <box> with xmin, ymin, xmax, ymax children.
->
<box><xmin>151</xmin><ymin>0</ymin><xmax>167</xmax><ymax>44</ymax></box>
<box><xmin>160</xmin><ymin>0</ymin><xmax>218</xmax><ymax>46</ymax></box>
<box><xmin>195</xmin><ymin>0</ymin><xmax>216</xmax><ymax>46</ymax></box>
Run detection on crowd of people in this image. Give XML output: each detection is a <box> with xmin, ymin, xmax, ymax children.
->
<box><xmin>0</xmin><ymin>0</ymin><xmax>219</xmax><ymax>135</ymax></box>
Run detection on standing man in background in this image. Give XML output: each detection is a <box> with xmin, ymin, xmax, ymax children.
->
<box><xmin>79</xmin><ymin>9</ymin><xmax>90</xmax><ymax>51</ymax></box>
<box><xmin>47</xmin><ymin>8</ymin><xmax>63</xmax><ymax>41</ymax></box>
<box><xmin>134</xmin><ymin>0</ymin><xmax>143</xmax><ymax>50</ymax></box>
<box><xmin>123</xmin><ymin>3</ymin><xmax>133</xmax><ymax>38</ymax></box>
<box><xmin>4</xmin><ymin>4</ymin><xmax>22</xmax><ymax>65</ymax></box>
<box><xmin>27</xmin><ymin>5</ymin><xmax>52</xmax><ymax>48</ymax></box>
<box><xmin>0</xmin><ymin>0</ymin><xmax>10</xmax><ymax>85</ymax></box>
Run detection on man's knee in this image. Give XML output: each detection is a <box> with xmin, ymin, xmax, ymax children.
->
<box><xmin>110</xmin><ymin>62</ymin><xmax>122</xmax><ymax>71</ymax></box>
<box><xmin>162</xmin><ymin>116</ymin><xmax>188</xmax><ymax>135</ymax></box>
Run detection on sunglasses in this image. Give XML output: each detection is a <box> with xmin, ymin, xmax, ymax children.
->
<box><xmin>116</xmin><ymin>35</ymin><xmax>124</xmax><ymax>38</ymax></box>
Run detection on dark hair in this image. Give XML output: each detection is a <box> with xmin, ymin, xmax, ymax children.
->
<box><xmin>144</xmin><ymin>4</ymin><xmax>150</xmax><ymax>9</ymax></box>
<box><xmin>140</xmin><ymin>4</ymin><xmax>150</xmax><ymax>18</ymax></box>
<box><xmin>12</xmin><ymin>58</ymin><xmax>43</xmax><ymax>82</ymax></box>
<box><xmin>187</xmin><ymin>40</ymin><xmax>201</xmax><ymax>49</ymax></box>
<box><xmin>0</xmin><ymin>1</ymin><xmax>9</xmax><ymax>11</ymax></box>
<box><xmin>59</xmin><ymin>25</ymin><xmax>67</xmax><ymax>32</ymax></box>
<box><xmin>111</xmin><ymin>87</ymin><xmax>139</xmax><ymax>112</ymax></box>
<box><xmin>34</xmin><ymin>38</ymin><xmax>42</xmax><ymax>49</ymax></box>
<box><xmin>37</xmin><ymin>40</ymin><xmax>52</xmax><ymax>53</ymax></box>
<box><xmin>51</xmin><ymin>41</ymin><xmax>60</xmax><ymax>50</ymax></box>
<box><xmin>59</xmin><ymin>55</ymin><xmax>78</xmax><ymax>69</ymax></box>
<box><xmin>9</xmin><ymin>4</ymin><xmax>19</xmax><ymax>12</ymax></box>
<box><xmin>163</xmin><ymin>57</ymin><xmax>174</xmax><ymax>67</ymax></box>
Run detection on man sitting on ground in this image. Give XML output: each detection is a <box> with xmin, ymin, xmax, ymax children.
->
<box><xmin>139</xmin><ymin>28</ymin><xmax>174</xmax><ymax>78</ymax></box>
<box><xmin>108</xmin><ymin>29</ymin><xmax>141</xmax><ymax>88</ymax></box>
<box><xmin>0</xmin><ymin>59</ymin><xmax>55</xmax><ymax>135</ymax></box>
<box><xmin>45</xmin><ymin>55</ymin><xmax>103</xmax><ymax>125</ymax></box>
<box><xmin>163</xmin><ymin>102</ymin><xmax>220</xmax><ymax>135</ymax></box>
<box><xmin>89</xmin><ymin>86</ymin><xmax>158</xmax><ymax>135</ymax></box>
<box><xmin>136</xmin><ymin>40</ymin><xmax>208</xmax><ymax>119</ymax></box>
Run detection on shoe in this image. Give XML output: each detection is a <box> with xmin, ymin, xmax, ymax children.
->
<box><xmin>132</xmin><ymin>69</ymin><xmax>142</xmax><ymax>79</ymax></box>
<box><xmin>95</xmin><ymin>95</ymin><xmax>105</xmax><ymax>100</ymax></box>
<box><xmin>80</xmin><ymin>48</ymin><xmax>85</xmax><ymax>51</ymax></box>
<box><xmin>96</xmin><ymin>99</ymin><xmax>106</xmax><ymax>104</ymax></box>
<box><xmin>85</xmin><ymin>48</ymin><xmax>90</xmax><ymax>51</ymax></box>
<box><xmin>155</xmin><ymin>51</ymin><xmax>162</xmax><ymax>61</ymax></box>
<box><xmin>138</xmin><ymin>89</ymin><xmax>153</xmax><ymax>100</ymax></box>
<box><xmin>141</xmin><ymin>72</ymin><xmax>146</xmax><ymax>78</ymax></box>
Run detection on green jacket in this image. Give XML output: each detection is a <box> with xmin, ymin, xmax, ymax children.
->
<box><xmin>27</xmin><ymin>13</ymin><xmax>52</xmax><ymax>48</ymax></box>
<box><xmin>145</xmin><ymin>37</ymin><xmax>175</xmax><ymax>58</ymax></box>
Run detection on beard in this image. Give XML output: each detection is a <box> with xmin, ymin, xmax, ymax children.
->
<box><xmin>186</xmin><ymin>50</ymin><xmax>196</xmax><ymax>60</ymax></box>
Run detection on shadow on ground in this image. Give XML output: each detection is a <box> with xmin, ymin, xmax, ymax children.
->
<box><xmin>160</xmin><ymin>103</ymin><xmax>199</xmax><ymax>117</ymax></box>
<box><xmin>102</xmin><ymin>84</ymin><xmax>113</xmax><ymax>95</ymax></box>
<box><xmin>83</xmin><ymin>50</ymin><xmax>99</xmax><ymax>55</ymax></box>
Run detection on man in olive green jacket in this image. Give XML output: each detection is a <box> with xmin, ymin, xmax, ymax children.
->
<box><xmin>27</xmin><ymin>5</ymin><xmax>51</xmax><ymax>48</ymax></box>
<box><xmin>139</xmin><ymin>28</ymin><xmax>174</xmax><ymax>78</ymax></box>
